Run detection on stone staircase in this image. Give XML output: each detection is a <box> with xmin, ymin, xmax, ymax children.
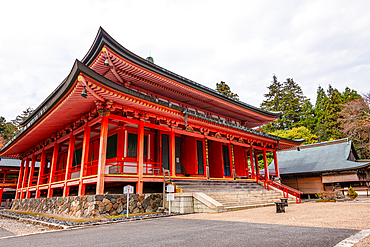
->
<box><xmin>172</xmin><ymin>180</ymin><xmax>295</xmax><ymax>212</ymax></box>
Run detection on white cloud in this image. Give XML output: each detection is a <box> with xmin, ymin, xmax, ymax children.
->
<box><xmin>0</xmin><ymin>0</ymin><xmax>369</xmax><ymax>120</ymax></box>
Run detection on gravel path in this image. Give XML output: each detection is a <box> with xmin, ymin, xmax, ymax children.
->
<box><xmin>177</xmin><ymin>201</ymin><xmax>370</xmax><ymax>230</ymax></box>
<box><xmin>0</xmin><ymin>217</ymin><xmax>51</xmax><ymax>236</ymax></box>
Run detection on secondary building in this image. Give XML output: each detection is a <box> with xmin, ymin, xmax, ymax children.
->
<box><xmin>270</xmin><ymin>139</ymin><xmax>370</xmax><ymax>196</ymax></box>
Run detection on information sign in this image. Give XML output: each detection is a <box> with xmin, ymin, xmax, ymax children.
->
<box><xmin>124</xmin><ymin>185</ymin><xmax>134</xmax><ymax>194</ymax></box>
<box><xmin>167</xmin><ymin>193</ymin><xmax>174</xmax><ymax>201</ymax></box>
<box><xmin>166</xmin><ymin>184</ymin><xmax>175</xmax><ymax>193</ymax></box>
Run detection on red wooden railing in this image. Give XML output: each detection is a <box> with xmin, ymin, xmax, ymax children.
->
<box><xmin>1</xmin><ymin>178</ymin><xmax>17</xmax><ymax>184</ymax></box>
<box><xmin>255</xmin><ymin>175</ymin><xmax>302</xmax><ymax>203</ymax></box>
<box><xmin>53</xmin><ymin>169</ymin><xmax>66</xmax><ymax>182</ymax></box>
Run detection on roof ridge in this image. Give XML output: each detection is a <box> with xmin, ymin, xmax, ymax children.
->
<box><xmin>280</xmin><ymin>138</ymin><xmax>350</xmax><ymax>151</ymax></box>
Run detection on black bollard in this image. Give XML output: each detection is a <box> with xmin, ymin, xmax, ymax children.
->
<box><xmin>275</xmin><ymin>202</ymin><xmax>285</xmax><ymax>213</ymax></box>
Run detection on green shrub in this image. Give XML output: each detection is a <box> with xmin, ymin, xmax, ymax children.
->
<box><xmin>347</xmin><ymin>186</ymin><xmax>358</xmax><ymax>199</ymax></box>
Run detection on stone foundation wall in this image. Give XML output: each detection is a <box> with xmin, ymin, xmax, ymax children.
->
<box><xmin>166</xmin><ymin>193</ymin><xmax>211</xmax><ymax>214</ymax></box>
<box><xmin>11</xmin><ymin>194</ymin><xmax>163</xmax><ymax>218</ymax></box>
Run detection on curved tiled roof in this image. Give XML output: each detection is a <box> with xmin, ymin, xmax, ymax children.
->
<box><xmin>270</xmin><ymin>139</ymin><xmax>370</xmax><ymax>174</ymax></box>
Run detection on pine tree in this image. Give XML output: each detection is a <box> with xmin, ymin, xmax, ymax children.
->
<box><xmin>216</xmin><ymin>81</ymin><xmax>239</xmax><ymax>100</ymax></box>
<box><xmin>314</xmin><ymin>85</ymin><xmax>328</xmax><ymax>141</ymax></box>
<box><xmin>261</xmin><ymin>75</ymin><xmax>305</xmax><ymax>131</ymax></box>
<box><xmin>11</xmin><ymin>107</ymin><xmax>34</xmax><ymax>129</ymax></box>
<box><xmin>323</xmin><ymin>85</ymin><xmax>344</xmax><ymax>140</ymax></box>
<box><xmin>280</xmin><ymin>78</ymin><xmax>306</xmax><ymax>129</ymax></box>
<box><xmin>299</xmin><ymin>99</ymin><xmax>315</xmax><ymax>130</ymax></box>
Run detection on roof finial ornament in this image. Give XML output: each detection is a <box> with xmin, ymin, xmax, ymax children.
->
<box><xmin>146</xmin><ymin>51</ymin><xmax>154</xmax><ymax>63</ymax></box>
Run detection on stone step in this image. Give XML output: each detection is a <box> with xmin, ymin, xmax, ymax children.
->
<box><xmin>205</xmin><ymin>191</ymin><xmax>281</xmax><ymax>197</ymax></box>
<box><xmin>215</xmin><ymin>196</ymin><xmax>282</xmax><ymax>203</ymax></box>
<box><xmin>224</xmin><ymin>202</ymin><xmax>277</xmax><ymax>211</ymax></box>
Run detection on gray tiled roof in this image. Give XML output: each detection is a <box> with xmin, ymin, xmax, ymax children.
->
<box><xmin>269</xmin><ymin>139</ymin><xmax>370</xmax><ymax>175</ymax></box>
<box><xmin>0</xmin><ymin>156</ymin><xmax>21</xmax><ymax>167</ymax></box>
<box><xmin>0</xmin><ymin>156</ymin><xmax>40</xmax><ymax>168</ymax></box>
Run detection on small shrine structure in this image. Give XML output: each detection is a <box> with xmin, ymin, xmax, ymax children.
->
<box><xmin>0</xmin><ymin>28</ymin><xmax>302</xmax><ymax>199</ymax></box>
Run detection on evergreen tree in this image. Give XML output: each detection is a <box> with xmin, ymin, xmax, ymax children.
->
<box><xmin>323</xmin><ymin>85</ymin><xmax>344</xmax><ymax>140</ymax></box>
<box><xmin>299</xmin><ymin>99</ymin><xmax>315</xmax><ymax>130</ymax></box>
<box><xmin>11</xmin><ymin>107</ymin><xmax>34</xmax><ymax>129</ymax></box>
<box><xmin>313</xmin><ymin>85</ymin><xmax>328</xmax><ymax>141</ymax></box>
<box><xmin>0</xmin><ymin>107</ymin><xmax>34</xmax><ymax>144</ymax></box>
<box><xmin>280</xmin><ymin>78</ymin><xmax>306</xmax><ymax>129</ymax></box>
<box><xmin>260</xmin><ymin>75</ymin><xmax>284</xmax><ymax>131</ymax></box>
<box><xmin>216</xmin><ymin>81</ymin><xmax>239</xmax><ymax>100</ymax></box>
<box><xmin>261</xmin><ymin>75</ymin><xmax>306</xmax><ymax>131</ymax></box>
<box><xmin>0</xmin><ymin>116</ymin><xmax>18</xmax><ymax>142</ymax></box>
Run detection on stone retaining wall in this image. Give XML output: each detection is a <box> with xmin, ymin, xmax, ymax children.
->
<box><xmin>11</xmin><ymin>194</ymin><xmax>163</xmax><ymax>218</ymax></box>
<box><xmin>166</xmin><ymin>193</ymin><xmax>212</xmax><ymax>214</ymax></box>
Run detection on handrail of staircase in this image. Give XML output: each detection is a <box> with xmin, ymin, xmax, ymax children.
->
<box><xmin>257</xmin><ymin>175</ymin><xmax>303</xmax><ymax>204</ymax></box>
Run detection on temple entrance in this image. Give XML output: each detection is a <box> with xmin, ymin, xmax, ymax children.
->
<box><xmin>172</xmin><ymin>135</ymin><xmax>206</xmax><ymax>177</ymax></box>
<box><xmin>208</xmin><ymin>140</ymin><xmax>231</xmax><ymax>178</ymax></box>
<box><xmin>233</xmin><ymin>145</ymin><xmax>248</xmax><ymax>178</ymax></box>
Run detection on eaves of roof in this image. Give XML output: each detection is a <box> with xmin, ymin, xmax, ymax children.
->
<box><xmin>80</xmin><ymin>27</ymin><xmax>281</xmax><ymax>119</ymax></box>
<box><xmin>2</xmin><ymin>60</ymin><xmax>302</xmax><ymax>156</ymax></box>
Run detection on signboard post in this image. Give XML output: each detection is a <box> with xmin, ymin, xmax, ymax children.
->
<box><xmin>124</xmin><ymin>185</ymin><xmax>134</xmax><ymax>218</ymax></box>
<box><xmin>166</xmin><ymin>184</ymin><xmax>175</xmax><ymax>214</ymax></box>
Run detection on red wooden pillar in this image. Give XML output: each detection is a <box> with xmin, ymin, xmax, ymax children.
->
<box><xmin>36</xmin><ymin>148</ymin><xmax>46</xmax><ymax>198</ymax></box>
<box><xmin>21</xmin><ymin>157</ymin><xmax>30</xmax><ymax>199</ymax></box>
<box><xmin>254</xmin><ymin>149</ymin><xmax>260</xmax><ymax>179</ymax></box>
<box><xmin>117</xmin><ymin>125</ymin><xmax>125</xmax><ymax>174</ymax></box>
<box><xmin>47</xmin><ymin>142</ymin><xmax>59</xmax><ymax>198</ymax></box>
<box><xmin>263</xmin><ymin>148</ymin><xmax>269</xmax><ymax>180</ymax></box>
<box><xmin>170</xmin><ymin>127</ymin><xmax>176</xmax><ymax>177</ymax></box>
<box><xmin>0</xmin><ymin>187</ymin><xmax>3</xmax><ymax>206</ymax></box>
<box><xmin>249</xmin><ymin>149</ymin><xmax>255</xmax><ymax>179</ymax></box>
<box><xmin>228</xmin><ymin>143</ymin><xmax>234</xmax><ymax>179</ymax></box>
<box><xmin>63</xmin><ymin>134</ymin><xmax>75</xmax><ymax>197</ymax></box>
<box><xmin>0</xmin><ymin>173</ymin><xmax>5</xmax><ymax>203</ymax></box>
<box><xmin>79</xmin><ymin>124</ymin><xmax>90</xmax><ymax>196</ymax></box>
<box><xmin>26</xmin><ymin>154</ymin><xmax>36</xmax><ymax>198</ymax></box>
<box><xmin>15</xmin><ymin>158</ymin><xmax>25</xmax><ymax>199</ymax></box>
<box><xmin>273</xmin><ymin>150</ymin><xmax>279</xmax><ymax>178</ymax></box>
<box><xmin>204</xmin><ymin>137</ymin><xmax>209</xmax><ymax>179</ymax></box>
<box><xmin>96</xmin><ymin>116</ymin><xmax>109</xmax><ymax>195</ymax></box>
<box><xmin>202</xmin><ymin>137</ymin><xmax>207</xmax><ymax>177</ymax></box>
<box><xmin>136</xmin><ymin>120</ymin><xmax>144</xmax><ymax>194</ymax></box>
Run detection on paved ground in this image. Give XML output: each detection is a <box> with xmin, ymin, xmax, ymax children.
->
<box><xmin>0</xmin><ymin>218</ymin><xmax>359</xmax><ymax>246</ymax></box>
<box><xmin>177</xmin><ymin>200</ymin><xmax>370</xmax><ymax>230</ymax></box>
<box><xmin>0</xmin><ymin>227</ymin><xmax>14</xmax><ymax>238</ymax></box>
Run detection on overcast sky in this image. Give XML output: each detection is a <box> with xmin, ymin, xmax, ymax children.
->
<box><xmin>1</xmin><ymin>0</ymin><xmax>369</xmax><ymax>121</ymax></box>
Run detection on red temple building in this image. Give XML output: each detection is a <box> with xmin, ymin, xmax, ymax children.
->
<box><xmin>0</xmin><ymin>28</ymin><xmax>302</xmax><ymax>200</ymax></box>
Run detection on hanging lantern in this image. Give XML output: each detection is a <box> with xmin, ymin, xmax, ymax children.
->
<box><xmin>81</xmin><ymin>86</ymin><xmax>88</xmax><ymax>98</ymax></box>
<box><xmin>104</xmin><ymin>57</ymin><xmax>109</xmax><ymax>66</ymax></box>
